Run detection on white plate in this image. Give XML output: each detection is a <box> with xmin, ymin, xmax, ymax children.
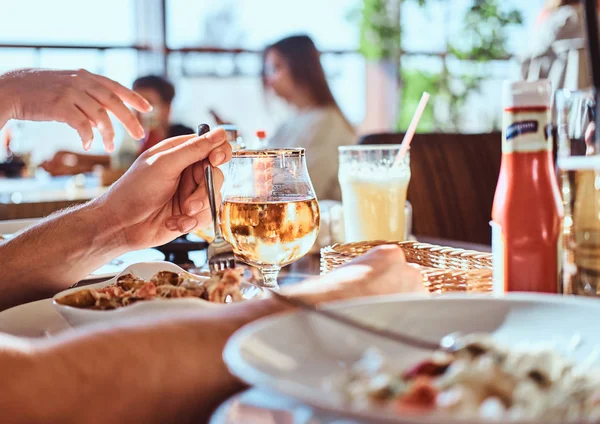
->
<box><xmin>224</xmin><ymin>293</ymin><xmax>600</xmax><ymax>424</ymax></box>
<box><xmin>54</xmin><ymin>261</ymin><xmax>262</xmax><ymax>327</ymax></box>
<box><xmin>0</xmin><ymin>299</ymin><xmax>72</xmax><ymax>338</ymax></box>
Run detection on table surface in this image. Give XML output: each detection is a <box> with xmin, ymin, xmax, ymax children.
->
<box><xmin>0</xmin><ymin>174</ymin><xmax>107</xmax><ymax>204</ymax></box>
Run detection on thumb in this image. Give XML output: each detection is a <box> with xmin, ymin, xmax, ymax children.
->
<box><xmin>148</xmin><ymin>128</ymin><xmax>228</xmax><ymax>171</ymax></box>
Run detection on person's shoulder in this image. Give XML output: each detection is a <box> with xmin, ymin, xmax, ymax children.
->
<box><xmin>323</xmin><ymin>107</ymin><xmax>355</xmax><ymax>133</ymax></box>
<box><xmin>309</xmin><ymin>107</ymin><xmax>346</xmax><ymax>127</ymax></box>
<box><xmin>310</xmin><ymin>107</ymin><xmax>356</xmax><ymax>142</ymax></box>
<box><xmin>168</xmin><ymin>124</ymin><xmax>194</xmax><ymax>138</ymax></box>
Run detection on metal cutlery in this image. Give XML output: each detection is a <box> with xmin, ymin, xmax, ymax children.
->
<box><xmin>266</xmin><ymin>289</ymin><xmax>464</xmax><ymax>353</ymax></box>
<box><xmin>199</xmin><ymin>124</ymin><xmax>237</xmax><ymax>274</ymax></box>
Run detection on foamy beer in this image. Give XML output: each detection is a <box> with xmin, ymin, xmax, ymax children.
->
<box><xmin>338</xmin><ymin>145</ymin><xmax>411</xmax><ymax>242</ymax></box>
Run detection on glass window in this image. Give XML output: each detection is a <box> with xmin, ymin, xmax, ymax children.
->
<box><xmin>167</xmin><ymin>0</ymin><xmax>359</xmax><ymax>49</ymax></box>
<box><xmin>0</xmin><ymin>0</ymin><xmax>135</xmax><ymax>45</ymax></box>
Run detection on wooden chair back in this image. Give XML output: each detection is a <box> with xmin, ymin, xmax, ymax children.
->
<box><xmin>359</xmin><ymin>132</ymin><xmax>502</xmax><ymax>245</ymax></box>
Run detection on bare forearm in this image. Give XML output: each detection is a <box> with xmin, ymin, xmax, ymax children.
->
<box><xmin>0</xmin><ymin>298</ymin><xmax>292</xmax><ymax>424</ymax></box>
<box><xmin>0</xmin><ymin>200</ymin><xmax>127</xmax><ymax>309</ymax></box>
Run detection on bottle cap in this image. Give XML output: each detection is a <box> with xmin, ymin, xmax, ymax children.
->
<box><xmin>256</xmin><ymin>130</ymin><xmax>267</xmax><ymax>138</ymax></box>
<box><xmin>503</xmin><ymin>80</ymin><xmax>552</xmax><ymax>109</ymax></box>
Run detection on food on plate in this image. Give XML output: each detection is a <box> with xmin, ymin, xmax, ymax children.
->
<box><xmin>56</xmin><ymin>269</ymin><xmax>245</xmax><ymax>310</ymax></box>
<box><xmin>342</xmin><ymin>334</ymin><xmax>600</xmax><ymax>422</ymax></box>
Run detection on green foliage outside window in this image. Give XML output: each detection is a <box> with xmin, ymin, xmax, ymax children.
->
<box><xmin>354</xmin><ymin>0</ymin><xmax>523</xmax><ymax>131</ymax></box>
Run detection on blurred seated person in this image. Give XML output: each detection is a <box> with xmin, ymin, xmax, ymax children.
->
<box><xmin>212</xmin><ymin>35</ymin><xmax>356</xmax><ymax>201</ymax></box>
<box><xmin>40</xmin><ymin>75</ymin><xmax>192</xmax><ymax>176</ymax></box>
<box><xmin>520</xmin><ymin>0</ymin><xmax>600</xmax><ymax>90</ymax></box>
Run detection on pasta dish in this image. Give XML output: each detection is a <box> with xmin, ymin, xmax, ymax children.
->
<box><xmin>55</xmin><ymin>269</ymin><xmax>245</xmax><ymax>310</ymax></box>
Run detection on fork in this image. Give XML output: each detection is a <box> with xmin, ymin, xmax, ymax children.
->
<box><xmin>203</xmin><ymin>141</ymin><xmax>237</xmax><ymax>274</ymax></box>
<box><xmin>266</xmin><ymin>289</ymin><xmax>465</xmax><ymax>353</ymax></box>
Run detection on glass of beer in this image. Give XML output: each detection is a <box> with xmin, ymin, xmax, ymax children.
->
<box><xmin>338</xmin><ymin>145</ymin><xmax>411</xmax><ymax>242</ymax></box>
<box><xmin>220</xmin><ymin>148</ymin><xmax>320</xmax><ymax>288</ymax></box>
<box><xmin>556</xmin><ymin>89</ymin><xmax>600</xmax><ymax>296</ymax></box>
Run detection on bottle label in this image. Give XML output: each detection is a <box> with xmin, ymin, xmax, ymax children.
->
<box><xmin>502</xmin><ymin>109</ymin><xmax>551</xmax><ymax>153</ymax></box>
<box><xmin>491</xmin><ymin>221</ymin><xmax>505</xmax><ymax>294</ymax></box>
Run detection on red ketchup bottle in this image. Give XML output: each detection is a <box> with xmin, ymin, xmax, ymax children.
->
<box><xmin>492</xmin><ymin>80</ymin><xmax>564</xmax><ymax>293</ymax></box>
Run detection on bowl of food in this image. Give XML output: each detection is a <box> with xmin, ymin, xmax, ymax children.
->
<box><xmin>224</xmin><ymin>293</ymin><xmax>600</xmax><ymax>423</ymax></box>
<box><xmin>53</xmin><ymin>261</ymin><xmax>262</xmax><ymax>326</ymax></box>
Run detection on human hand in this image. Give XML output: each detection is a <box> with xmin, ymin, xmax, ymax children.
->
<box><xmin>284</xmin><ymin>245</ymin><xmax>426</xmax><ymax>305</ymax></box>
<box><xmin>96</xmin><ymin>128</ymin><xmax>232</xmax><ymax>250</ymax></box>
<box><xmin>0</xmin><ymin>68</ymin><xmax>151</xmax><ymax>152</ymax></box>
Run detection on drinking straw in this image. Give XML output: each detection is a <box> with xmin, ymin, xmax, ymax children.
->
<box><xmin>583</xmin><ymin>0</ymin><xmax>600</xmax><ymax>144</ymax></box>
<box><xmin>393</xmin><ymin>92</ymin><xmax>430</xmax><ymax>167</ymax></box>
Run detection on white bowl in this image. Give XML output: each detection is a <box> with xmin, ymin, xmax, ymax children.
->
<box><xmin>53</xmin><ymin>261</ymin><xmax>260</xmax><ymax>327</ymax></box>
<box><xmin>224</xmin><ymin>293</ymin><xmax>600</xmax><ymax>424</ymax></box>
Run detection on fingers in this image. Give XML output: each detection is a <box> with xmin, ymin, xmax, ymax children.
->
<box><xmin>147</xmin><ymin>128</ymin><xmax>230</xmax><ymax>171</ymax></box>
<box><xmin>358</xmin><ymin>245</ymin><xmax>407</xmax><ymax>264</ymax></box>
<box><xmin>362</xmin><ymin>246</ymin><xmax>425</xmax><ymax>293</ymax></box>
<box><xmin>349</xmin><ymin>245</ymin><xmax>424</xmax><ymax>291</ymax></box>
<box><xmin>85</xmin><ymin>70</ymin><xmax>152</xmax><ymax>113</ymax></box>
<box><xmin>86</xmin><ymin>84</ymin><xmax>145</xmax><ymax>141</ymax></box>
<box><xmin>167</xmin><ymin>166</ymin><xmax>223</xmax><ymax>232</ymax></box>
<box><xmin>74</xmin><ymin>94</ymin><xmax>116</xmax><ymax>152</ymax></box>
<box><xmin>165</xmin><ymin>209</ymin><xmax>213</xmax><ymax>234</ymax></box>
<box><xmin>147</xmin><ymin>134</ymin><xmax>196</xmax><ymax>157</ymax></box>
<box><xmin>147</xmin><ymin>127</ymin><xmax>227</xmax><ymax>156</ymax></box>
<box><xmin>60</xmin><ymin>106</ymin><xmax>94</xmax><ymax>148</ymax></box>
<box><xmin>165</xmin><ymin>215</ymin><xmax>198</xmax><ymax>233</ymax></box>
<box><xmin>192</xmin><ymin>160</ymin><xmax>205</xmax><ymax>185</ymax></box>
<box><xmin>183</xmin><ymin>164</ymin><xmax>224</xmax><ymax>216</ymax></box>
<box><xmin>208</xmin><ymin>143</ymin><xmax>232</xmax><ymax>167</ymax></box>
<box><xmin>177</xmin><ymin>165</ymin><xmax>198</xmax><ymax>216</ymax></box>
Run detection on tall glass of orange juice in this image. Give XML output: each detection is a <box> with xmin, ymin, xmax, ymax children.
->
<box><xmin>338</xmin><ymin>145</ymin><xmax>411</xmax><ymax>242</ymax></box>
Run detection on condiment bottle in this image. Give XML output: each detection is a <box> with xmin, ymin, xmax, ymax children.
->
<box><xmin>254</xmin><ymin>130</ymin><xmax>268</xmax><ymax>148</ymax></box>
<box><xmin>491</xmin><ymin>80</ymin><xmax>564</xmax><ymax>293</ymax></box>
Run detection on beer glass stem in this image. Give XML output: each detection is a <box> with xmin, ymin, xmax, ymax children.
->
<box><xmin>260</xmin><ymin>266</ymin><xmax>280</xmax><ymax>289</ymax></box>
